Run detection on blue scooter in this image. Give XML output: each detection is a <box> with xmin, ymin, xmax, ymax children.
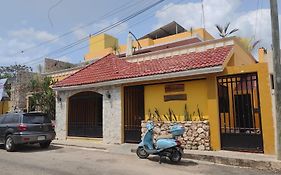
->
<box><xmin>136</xmin><ymin>121</ymin><xmax>185</xmax><ymax>163</ymax></box>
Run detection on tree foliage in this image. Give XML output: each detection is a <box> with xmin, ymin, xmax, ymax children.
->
<box><xmin>0</xmin><ymin>64</ymin><xmax>32</xmax><ymax>98</ymax></box>
<box><xmin>0</xmin><ymin>64</ymin><xmax>32</xmax><ymax>79</ymax></box>
<box><xmin>215</xmin><ymin>22</ymin><xmax>239</xmax><ymax>38</ymax></box>
<box><xmin>29</xmin><ymin>74</ymin><xmax>56</xmax><ymax>120</ymax></box>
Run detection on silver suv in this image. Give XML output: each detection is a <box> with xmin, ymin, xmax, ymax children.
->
<box><xmin>0</xmin><ymin>112</ymin><xmax>56</xmax><ymax>152</ymax></box>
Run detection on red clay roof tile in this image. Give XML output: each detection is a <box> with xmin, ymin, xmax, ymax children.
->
<box><xmin>54</xmin><ymin>45</ymin><xmax>233</xmax><ymax>88</ymax></box>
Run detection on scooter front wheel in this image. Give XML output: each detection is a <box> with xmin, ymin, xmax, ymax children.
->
<box><xmin>136</xmin><ymin>147</ymin><xmax>149</xmax><ymax>159</ymax></box>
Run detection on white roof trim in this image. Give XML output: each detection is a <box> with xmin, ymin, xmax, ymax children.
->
<box><xmin>53</xmin><ymin>66</ymin><xmax>223</xmax><ymax>91</ymax></box>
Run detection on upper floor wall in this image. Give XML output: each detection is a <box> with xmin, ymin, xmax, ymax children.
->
<box><xmin>84</xmin><ymin>28</ymin><xmax>214</xmax><ymax>61</ymax></box>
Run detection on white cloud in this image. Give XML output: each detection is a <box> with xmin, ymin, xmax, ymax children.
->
<box><xmin>154</xmin><ymin>0</ymin><xmax>278</xmax><ymax>50</ymax></box>
<box><xmin>72</xmin><ymin>19</ymin><xmax>128</xmax><ymax>40</ymax></box>
<box><xmin>233</xmin><ymin>9</ymin><xmax>278</xmax><ymax>49</ymax></box>
<box><xmin>0</xmin><ymin>28</ymin><xmax>58</xmax><ymax>67</ymax></box>
<box><xmin>73</xmin><ymin>27</ymin><xmax>88</xmax><ymax>40</ymax></box>
<box><xmin>155</xmin><ymin>0</ymin><xmax>240</xmax><ymax>35</ymax></box>
<box><xmin>9</xmin><ymin>28</ymin><xmax>57</xmax><ymax>42</ymax></box>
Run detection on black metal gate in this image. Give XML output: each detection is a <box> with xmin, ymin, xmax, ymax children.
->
<box><xmin>124</xmin><ymin>86</ymin><xmax>144</xmax><ymax>143</ymax></box>
<box><xmin>68</xmin><ymin>91</ymin><xmax>103</xmax><ymax>138</ymax></box>
<box><xmin>217</xmin><ymin>73</ymin><xmax>263</xmax><ymax>152</ymax></box>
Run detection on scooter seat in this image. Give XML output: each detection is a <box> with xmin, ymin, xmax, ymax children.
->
<box><xmin>157</xmin><ymin>134</ymin><xmax>174</xmax><ymax>140</ymax></box>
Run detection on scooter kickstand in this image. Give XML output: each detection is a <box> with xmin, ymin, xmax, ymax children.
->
<box><xmin>159</xmin><ymin>156</ymin><xmax>162</xmax><ymax>164</ymax></box>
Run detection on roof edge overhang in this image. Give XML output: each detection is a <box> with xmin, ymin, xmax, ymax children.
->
<box><xmin>53</xmin><ymin>65</ymin><xmax>224</xmax><ymax>91</ymax></box>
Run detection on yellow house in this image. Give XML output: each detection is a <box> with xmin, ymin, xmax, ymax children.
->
<box><xmin>53</xmin><ymin>21</ymin><xmax>275</xmax><ymax>155</ymax></box>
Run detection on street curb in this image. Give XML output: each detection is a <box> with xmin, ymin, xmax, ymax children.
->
<box><xmin>131</xmin><ymin>148</ymin><xmax>281</xmax><ymax>172</ymax></box>
<box><xmin>51</xmin><ymin>143</ymin><xmax>107</xmax><ymax>151</ymax></box>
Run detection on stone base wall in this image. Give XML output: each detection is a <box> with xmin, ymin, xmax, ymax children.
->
<box><xmin>141</xmin><ymin>120</ymin><xmax>211</xmax><ymax>151</ymax></box>
<box><xmin>55</xmin><ymin>85</ymin><xmax>122</xmax><ymax>144</ymax></box>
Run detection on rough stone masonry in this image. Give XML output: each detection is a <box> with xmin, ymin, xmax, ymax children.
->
<box><xmin>141</xmin><ymin>120</ymin><xmax>211</xmax><ymax>151</ymax></box>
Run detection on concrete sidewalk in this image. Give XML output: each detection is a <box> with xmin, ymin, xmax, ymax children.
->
<box><xmin>52</xmin><ymin>138</ymin><xmax>136</xmax><ymax>155</ymax></box>
<box><xmin>182</xmin><ymin>150</ymin><xmax>281</xmax><ymax>172</ymax></box>
<box><xmin>52</xmin><ymin>139</ymin><xmax>281</xmax><ymax>172</ymax></box>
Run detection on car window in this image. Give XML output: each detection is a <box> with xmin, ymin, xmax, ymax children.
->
<box><xmin>23</xmin><ymin>114</ymin><xmax>51</xmax><ymax>124</ymax></box>
<box><xmin>3</xmin><ymin>114</ymin><xmax>19</xmax><ymax>124</ymax></box>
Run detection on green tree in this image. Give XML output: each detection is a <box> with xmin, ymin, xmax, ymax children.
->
<box><xmin>29</xmin><ymin>74</ymin><xmax>56</xmax><ymax>120</ymax></box>
<box><xmin>215</xmin><ymin>22</ymin><xmax>239</xmax><ymax>38</ymax></box>
<box><xmin>0</xmin><ymin>64</ymin><xmax>32</xmax><ymax>97</ymax></box>
<box><xmin>0</xmin><ymin>64</ymin><xmax>32</xmax><ymax>79</ymax></box>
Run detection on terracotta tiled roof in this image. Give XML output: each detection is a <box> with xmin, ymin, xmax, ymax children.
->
<box><xmin>54</xmin><ymin>45</ymin><xmax>233</xmax><ymax>88</ymax></box>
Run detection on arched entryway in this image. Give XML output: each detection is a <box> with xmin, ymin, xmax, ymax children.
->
<box><xmin>68</xmin><ymin>91</ymin><xmax>103</xmax><ymax>138</ymax></box>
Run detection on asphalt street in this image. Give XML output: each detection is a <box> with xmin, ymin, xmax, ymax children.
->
<box><xmin>0</xmin><ymin>144</ymin><xmax>279</xmax><ymax>175</ymax></box>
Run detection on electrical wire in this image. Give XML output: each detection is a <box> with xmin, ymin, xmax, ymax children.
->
<box><xmin>10</xmin><ymin>0</ymin><xmax>145</xmax><ymax>57</ymax></box>
<box><xmin>21</xmin><ymin>0</ymin><xmax>166</xmax><ymax>66</ymax></box>
<box><xmin>28</xmin><ymin>0</ymin><xmax>185</xmax><ymax>66</ymax></box>
<box><xmin>48</xmin><ymin>0</ymin><xmax>64</xmax><ymax>27</ymax></box>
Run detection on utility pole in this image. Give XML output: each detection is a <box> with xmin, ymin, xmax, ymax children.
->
<box><xmin>270</xmin><ymin>0</ymin><xmax>281</xmax><ymax>160</ymax></box>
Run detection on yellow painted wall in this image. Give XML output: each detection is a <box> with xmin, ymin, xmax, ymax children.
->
<box><xmin>207</xmin><ymin>63</ymin><xmax>275</xmax><ymax>155</ymax></box>
<box><xmin>50</xmin><ymin>69</ymin><xmax>80</xmax><ymax>82</ymax></box>
<box><xmin>84</xmin><ymin>28</ymin><xmax>214</xmax><ymax>61</ymax></box>
<box><xmin>144</xmin><ymin>79</ymin><xmax>208</xmax><ymax>121</ymax></box>
<box><xmin>153</xmin><ymin>29</ymin><xmax>213</xmax><ymax>45</ymax></box>
<box><xmin>85</xmin><ymin>34</ymin><xmax>118</xmax><ymax>61</ymax></box>
<box><xmin>206</xmin><ymin>75</ymin><xmax>221</xmax><ymax>150</ymax></box>
<box><xmin>219</xmin><ymin>63</ymin><xmax>275</xmax><ymax>155</ymax></box>
<box><xmin>143</xmin><ymin>63</ymin><xmax>275</xmax><ymax>154</ymax></box>
<box><xmin>233</xmin><ymin>44</ymin><xmax>256</xmax><ymax>65</ymax></box>
<box><xmin>0</xmin><ymin>101</ymin><xmax>11</xmax><ymax>115</ymax></box>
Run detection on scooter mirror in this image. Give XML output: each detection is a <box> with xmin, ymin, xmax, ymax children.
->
<box><xmin>146</xmin><ymin>121</ymin><xmax>154</xmax><ymax>131</ymax></box>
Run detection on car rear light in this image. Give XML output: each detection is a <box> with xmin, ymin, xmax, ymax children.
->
<box><xmin>176</xmin><ymin>140</ymin><xmax>181</xmax><ymax>146</ymax></box>
<box><xmin>23</xmin><ymin>137</ymin><xmax>30</xmax><ymax>141</ymax></box>
<box><xmin>17</xmin><ymin>124</ymin><xmax>27</xmax><ymax>132</ymax></box>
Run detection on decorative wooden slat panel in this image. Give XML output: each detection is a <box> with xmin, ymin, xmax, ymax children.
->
<box><xmin>165</xmin><ymin>83</ymin><xmax>185</xmax><ymax>93</ymax></box>
<box><xmin>164</xmin><ymin>94</ymin><xmax>187</xmax><ymax>101</ymax></box>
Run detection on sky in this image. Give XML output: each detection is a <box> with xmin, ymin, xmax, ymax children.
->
<box><xmin>0</xmin><ymin>0</ymin><xmax>280</xmax><ymax>70</ymax></box>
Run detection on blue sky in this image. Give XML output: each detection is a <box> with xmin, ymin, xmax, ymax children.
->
<box><xmin>0</xmin><ymin>0</ymin><xmax>280</xmax><ymax>69</ymax></box>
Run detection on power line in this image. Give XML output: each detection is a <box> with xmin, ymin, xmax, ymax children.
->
<box><xmin>22</xmin><ymin>0</ymin><xmax>166</xmax><ymax>66</ymax></box>
<box><xmin>22</xmin><ymin>0</ymin><xmax>164</xmax><ymax>65</ymax></box>
<box><xmin>28</xmin><ymin>0</ymin><xmax>185</xmax><ymax>66</ymax></box>
<box><xmin>48</xmin><ymin>0</ymin><xmax>64</xmax><ymax>27</ymax></box>
<box><xmin>10</xmin><ymin>0</ymin><xmax>145</xmax><ymax>57</ymax></box>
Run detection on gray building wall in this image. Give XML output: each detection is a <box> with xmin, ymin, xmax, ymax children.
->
<box><xmin>55</xmin><ymin>85</ymin><xmax>122</xmax><ymax>144</ymax></box>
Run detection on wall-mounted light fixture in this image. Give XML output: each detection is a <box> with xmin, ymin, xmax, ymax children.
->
<box><xmin>56</xmin><ymin>94</ymin><xmax>62</xmax><ymax>102</ymax></box>
<box><xmin>106</xmin><ymin>90</ymin><xmax>111</xmax><ymax>99</ymax></box>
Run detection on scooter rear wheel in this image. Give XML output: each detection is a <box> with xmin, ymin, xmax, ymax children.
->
<box><xmin>136</xmin><ymin>147</ymin><xmax>149</xmax><ymax>159</ymax></box>
<box><xmin>169</xmin><ymin>149</ymin><xmax>182</xmax><ymax>163</ymax></box>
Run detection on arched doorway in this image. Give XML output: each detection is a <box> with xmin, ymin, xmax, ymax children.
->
<box><xmin>68</xmin><ymin>91</ymin><xmax>103</xmax><ymax>138</ymax></box>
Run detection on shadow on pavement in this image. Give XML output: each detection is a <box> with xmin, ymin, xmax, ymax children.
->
<box><xmin>0</xmin><ymin>144</ymin><xmax>63</xmax><ymax>153</ymax></box>
<box><xmin>147</xmin><ymin>156</ymin><xmax>198</xmax><ymax>166</ymax></box>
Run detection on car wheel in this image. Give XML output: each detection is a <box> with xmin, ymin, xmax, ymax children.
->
<box><xmin>5</xmin><ymin>135</ymin><xmax>16</xmax><ymax>152</ymax></box>
<box><xmin>40</xmin><ymin>141</ymin><xmax>51</xmax><ymax>149</ymax></box>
